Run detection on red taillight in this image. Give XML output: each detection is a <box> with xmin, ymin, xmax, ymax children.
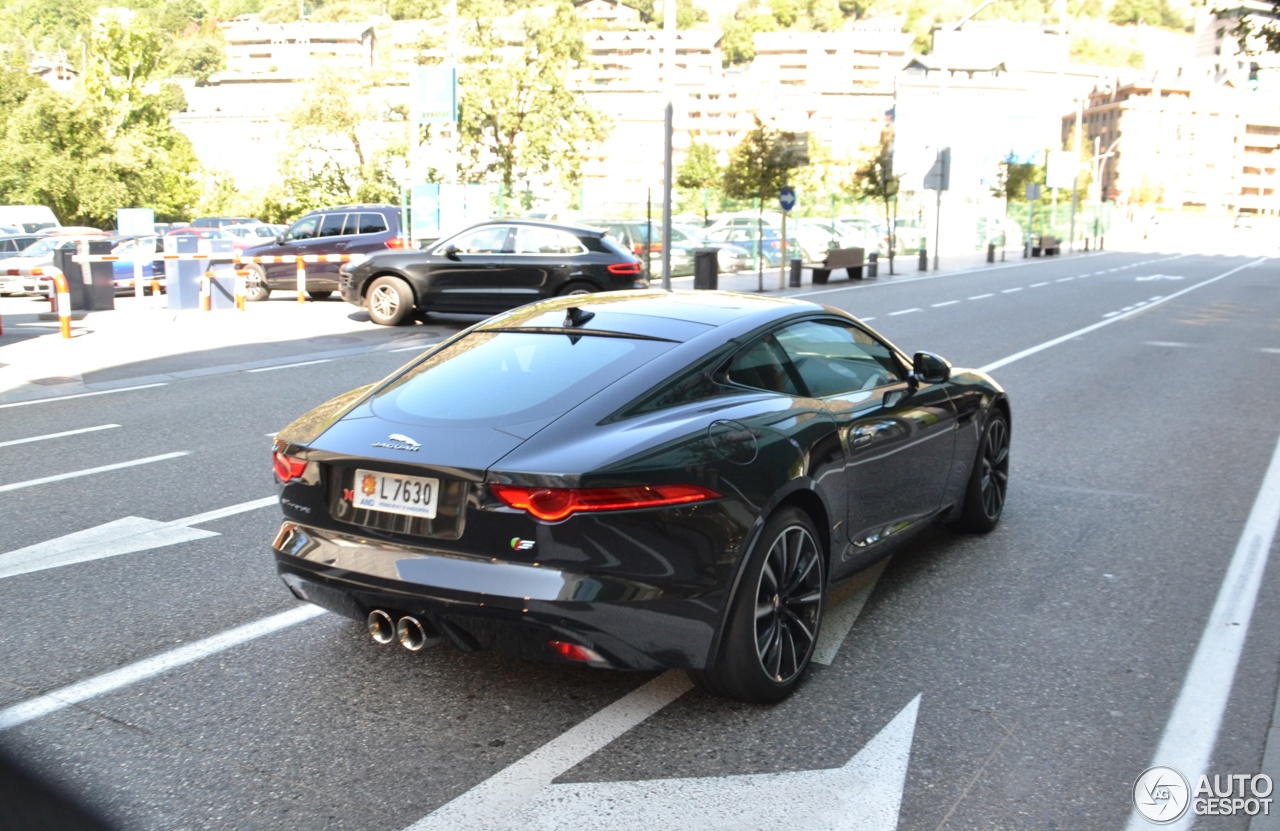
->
<box><xmin>490</xmin><ymin>483</ymin><xmax>720</xmax><ymax>522</ymax></box>
<box><xmin>548</xmin><ymin>640</ymin><xmax>606</xmax><ymax>664</ymax></box>
<box><xmin>272</xmin><ymin>451</ymin><xmax>307</xmax><ymax>483</ymax></box>
<box><xmin>607</xmin><ymin>261</ymin><xmax>642</xmax><ymax>275</ymax></box>
<box><xmin>384</xmin><ymin>236</ymin><xmax>408</xmax><ymax>250</ymax></box>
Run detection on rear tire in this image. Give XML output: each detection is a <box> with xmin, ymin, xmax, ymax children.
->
<box><xmin>690</xmin><ymin>507</ymin><xmax>825</xmax><ymax>703</ymax></box>
<box><xmin>953</xmin><ymin>410</ymin><xmax>1010</xmax><ymax>533</ymax></box>
<box><xmin>557</xmin><ymin>281</ymin><xmax>597</xmax><ymax>297</ymax></box>
<box><xmin>307</xmin><ymin>290</ymin><xmax>333</xmax><ymax>301</ymax></box>
<box><xmin>367</xmin><ymin>276</ymin><xmax>413</xmax><ymax>326</ymax></box>
<box><xmin>242</xmin><ymin>264</ymin><xmax>270</xmax><ymax>302</ymax></box>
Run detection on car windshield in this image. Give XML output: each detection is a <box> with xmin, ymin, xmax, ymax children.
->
<box><xmin>371</xmin><ymin>331</ymin><xmax>675</xmax><ymax>429</ymax></box>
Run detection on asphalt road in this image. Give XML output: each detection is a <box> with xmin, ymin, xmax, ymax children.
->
<box><xmin>1</xmin><ymin>247</ymin><xmax>1278</xmax><ymax>830</ymax></box>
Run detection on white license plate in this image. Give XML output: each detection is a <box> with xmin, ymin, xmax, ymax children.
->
<box><xmin>353</xmin><ymin>469</ymin><xmax>439</xmax><ymax>519</ymax></box>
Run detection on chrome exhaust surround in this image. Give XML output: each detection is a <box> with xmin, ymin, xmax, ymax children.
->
<box><xmin>367</xmin><ymin>609</ymin><xmax>396</xmax><ymax>645</ymax></box>
<box><xmin>396</xmin><ymin>615</ymin><xmax>430</xmax><ymax>652</ymax></box>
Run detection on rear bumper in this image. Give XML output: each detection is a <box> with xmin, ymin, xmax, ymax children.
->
<box><xmin>272</xmin><ymin>520</ymin><xmax>720</xmax><ymax>670</ymax></box>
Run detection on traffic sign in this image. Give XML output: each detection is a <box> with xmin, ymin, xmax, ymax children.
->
<box><xmin>779</xmin><ymin>186</ymin><xmax>796</xmax><ymax>212</ymax></box>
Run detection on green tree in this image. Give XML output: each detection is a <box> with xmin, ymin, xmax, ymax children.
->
<box><xmin>723</xmin><ymin>115</ymin><xmax>805</xmax><ymax>270</ymax></box>
<box><xmin>165</xmin><ymin>33</ymin><xmax>226</xmax><ymax>83</ymax></box>
<box><xmin>0</xmin><ymin>8</ymin><xmax>201</xmax><ymax>224</ymax></box>
<box><xmin>1226</xmin><ymin>1</ymin><xmax>1280</xmax><ymax>54</ymax></box>
<box><xmin>676</xmin><ymin>141</ymin><xmax>722</xmax><ymax>224</ymax></box>
<box><xmin>274</xmin><ymin>70</ymin><xmax>402</xmax><ymax>214</ymax></box>
<box><xmin>990</xmin><ymin>151</ymin><xmax>1043</xmax><ymax>203</ymax></box>
<box><xmin>452</xmin><ymin>1</ymin><xmax>607</xmax><ymax>202</ymax></box>
<box><xmin>848</xmin><ymin>126</ymin><xmax>901</xmax><ymax>274</ymax></box>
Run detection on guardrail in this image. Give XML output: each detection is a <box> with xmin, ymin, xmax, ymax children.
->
<box><xmin>3</xmin><ymin>265</ymin><xmax>73</xmax><ymax>338</ymax></box>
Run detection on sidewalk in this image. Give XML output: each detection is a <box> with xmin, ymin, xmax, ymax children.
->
<box><xmin>0</xmin><ymin>246</ymin><xmax>1049</xmax><ymax>407</ymax></box>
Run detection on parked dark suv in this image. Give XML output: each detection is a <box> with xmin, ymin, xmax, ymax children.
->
<box><xmin>239</xmin><ymin>204</ymin><xmax>407</xmax><ymax>301</ymax></box>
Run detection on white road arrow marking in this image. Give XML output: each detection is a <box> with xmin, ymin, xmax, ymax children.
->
<box><xmin>1135</xmin><ymin>274</ymin><xmax>1183</xmax><ymax>281</ymax></box>
<box><xmin>0</xmin><ymin>496</ymin><xmax>278</xmax><ymax>579</ymax></box>
<box><xmin>453</xmin><ymin>695</ymin><xmax>921</xmax><ymax>831</ymax></box>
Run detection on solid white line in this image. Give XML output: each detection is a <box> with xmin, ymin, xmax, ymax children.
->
<box><xmin>0</xmin><ymin>383</ymin><xmax>168</xmax><ymax>409</ymax></box>
<box><xmin>391</xmin><ymin>344</ymin><xmax>432</xmax><ymax>353</ymax></box>
<box><xmin>246</xmin><ymin>359</ymin><xmax>333</xmax><ymax>373</ymax></box>
<box><xmin>1124</xmin><ymin>431</ymin><xmax>1280</xmax><ymax>831</ymax></box>
<box><xmin>931</xmin><ymin>301</ymin><xmax>960</xmax><ymax>308</ymax></box>
<box><xmin>980</xmin><ymin>258</ymin><xmax>1265</xmax><ymax>374</ymax></box>
<box><xmin>888</xmin><ymin>308</ymin><xmax>921</xmax><ymax>316</ymax></box>
<box><xmin>0</xmin><ymin>452</ymin><xmax>188</xmax><ymax>493</ymax></box>
<box><xmin>404</xmin><ymin>671</ymin><xmax>693</xmax><ymax>831</ymax></box>
<box><xmin>0</xmin><ymin>424</ymin><xmax>120</xmax><ymax>449</ymax></box>
<box><xmin>1145</xmin><ymin>342</ymin><xmax>1194</xmax><ymax>348</ymax></box>
<box><xmin>0</xmin><ymin>606</ymin><xmax>326</xmax><ymax>732</ymax></box>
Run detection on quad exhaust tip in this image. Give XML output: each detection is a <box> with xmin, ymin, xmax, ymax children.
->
<box><xmin>396</xmin><ymin>615</ymin><xmax>431</xmax><ymax>652</ymax></box>
<box><xmin>367</xmin><ymin>609</ymin><xmax>395</xmax><ymax>645</ymax></box>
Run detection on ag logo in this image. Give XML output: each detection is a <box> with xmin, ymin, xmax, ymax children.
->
<box><xmin>510</xmin><ymin>538</ymin><xmax>535</xmax><ymax>551</ymax></box>
<box><xmin>1134</xmin><ymin>766</ymin><xmax>1191</xmax><ymax>824</ymax></box>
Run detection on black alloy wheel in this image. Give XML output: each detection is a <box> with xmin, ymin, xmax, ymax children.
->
<box><xmin>691</xmin><ymin>507</ymin><xmax>825</xmax><ymax>703</ymax></box>
<box><xmin>367</xmin><ymin>276</ymin><xmax>413</xmax><ymax>326</ymax></box>
<box><xmin>955</xmin><ymin>410</ymin><xmax>1009</xmax><ymax>533</ymax></box>
<box><xmin>242</xmin><ymin>264</ymin><xmax>270</xmax><ymax>302</ymax></box>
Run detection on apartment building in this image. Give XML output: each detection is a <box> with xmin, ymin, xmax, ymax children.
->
<box><xmin>1064</xmin><ymin>72</ymin><xmax>1280</xmax><ymax>213</ymax></box>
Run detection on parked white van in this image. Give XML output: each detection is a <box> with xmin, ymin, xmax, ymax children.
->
<box><xmin>0</xmin><ymin>205</ymin><xmax>60</xmax><ymax>233</ymax></box>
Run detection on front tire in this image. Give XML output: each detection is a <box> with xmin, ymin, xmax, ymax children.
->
<box><xmin>366</xmin><ymin>276</ymin><xmax>414</xmax><ymax>326</ymax></box>
<box><xmin>953</xmin><ymin>410</ymin><xmax>1010</xmax><ymax>533</ymax></box>
<box><xmin>242</xmin><ymin>264</ymin><xmax>270</xmax><ymax>302</ymax></box>
<box><xmin>691</xmin><ymin>507</ymin><xmax>825</xmax><ymax>703</ymax></box>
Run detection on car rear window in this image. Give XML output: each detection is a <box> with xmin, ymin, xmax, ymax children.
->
<box><xmin>354</xmin><ymin>213</ymin><xmax>388</xmax><ymax>234</ymax></box>
<box><xmin>371</xmin><ymin>331</ymin><xmax>674</xmax><ymax>429</ymax></box>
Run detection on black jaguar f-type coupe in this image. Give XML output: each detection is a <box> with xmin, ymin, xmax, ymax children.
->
<box><xmin>270</xmin><ymin>290</ymin><xmax>1010</xmax><ymax>702</ymax></box>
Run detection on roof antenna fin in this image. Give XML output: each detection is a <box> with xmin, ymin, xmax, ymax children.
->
<box><xmin>564</xmin><ymin>306</ymin><xmax>595</xmax><ymax>327</ymax></box>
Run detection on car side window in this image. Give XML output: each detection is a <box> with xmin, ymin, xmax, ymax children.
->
<box><xmin>513</xmin><ymin>227</ymin><xmax>584</xmax><ymax>255</ymax></box>
<box><xmin>355</xmin><ymin>213</ymin><xmax>388</xmax><ymax>235</ymax></box>
<box><xmin>774</xmin><ymin>319</ymin><xmax>907</xmax><ymax>397</ymax></box>
<box><xmin>726</xmin><ymin>336</ymin><xmax>800</xmax><ymax>395</ymax></box>
<box><xmin>286</xmin><ymin>217</ymin><xmax>320</xmax><ymax>242</ymax></box>
<box><xmin>441</xmin><ymin>226</ymin><xmax>510</xmax><ymax>254</ymax></box>
<box><xmin>318</xmin><ymin>214</ymin><xmax>346</xmax><ymax>238</ymax></box>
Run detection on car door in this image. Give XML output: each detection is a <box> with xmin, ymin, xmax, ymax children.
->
<box><xmin>420</xmin><ymin>224</ymin><xmax>515</xmax><ymax>311</ymax></box>
<box><xmin>503</xmin><ymin>225</ymin><xmax>588</xmax><ymax>307</ymax></box>
<box><xmin>773</xmin><ymin>318</ymin><xmax>957</xmax><ymax>550</ymax></box>
<box><xmin>287</xmin><ymin>211</ymin><xmax>349</xmax><ymax>285</ymax></box>
<box><xmin>264</xmin><ymin>214</ymin><xmax>322</xmax><ymax>285</ymax></box>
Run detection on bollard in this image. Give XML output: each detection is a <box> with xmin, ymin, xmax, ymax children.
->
<box><xmin>918</xmin><ymin>247</ymin><xmax>928</xmax><ymax>271</ymax></box>
<box><xmin>867</xmin><ymin>252</ymin><xmax>878</xmax><ymax>278</ymax></box>
<box><xmin>987</xmin><ymin>242</ymin><xmax>995</xmax><ymax>263</ymax></box>
<box><xmin>788</xmin><ymin>258</ymin><xmax>802</xmax><ymax>288</ymax></box>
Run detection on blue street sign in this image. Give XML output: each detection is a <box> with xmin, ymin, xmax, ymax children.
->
<box><xmin>779</xmin><ymin>186</ymin><xmax>796</xmax><ymax>212</ymax></box>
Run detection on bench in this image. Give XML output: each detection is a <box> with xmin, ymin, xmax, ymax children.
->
<box><xmin>1032</xmin><ymin>235</ymin><xmax>1061</xmax><ymax>256</ymax></box>
<box><xmin>811</xmin><ymin>247</ymin><xmax>866</xmax><ymax>283</ymax></box>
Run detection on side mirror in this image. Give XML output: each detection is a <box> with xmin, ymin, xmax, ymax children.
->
<box><xmin>911</xmin><ymin>351</ymin><xmax>952</xmax><ymax>385</ymax></box>
<box><xmin>445</xmin><ymin>244</ymin><xmax>461</xmax><ymax>261</ymax></box>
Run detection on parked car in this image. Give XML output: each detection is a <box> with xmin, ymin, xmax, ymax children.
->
<box><xmin>191</xmin><ymin>216</ymin><xmax>261</xmax><ymax>228</ymax></box>
<box><xmin>578</xmin><ymin>217</ymin><xmax>691</xmax><ymax>275</ymax></box>
<box><xmin>339</xmin><ymin>219</ymin><xmax>646</xmax><ymax>325</ymax></box>
<box><xmin>269</xmin><ymin>289</ymin><xmax>1010</xmax><ymax>702</ymax></box>
<box><xmin>0</xmin><ymin>235</ymin><xmax>95</xmax><ymax>296</ymax></box>
<box><xmin>703</xmin><ymin>225</ymin><xmax>796</xmax><ymax>267</ymax></box>
<box><xmin>222</xmin><ymin>223</ymin><xmax>282</xmax><ymax>244</ymax></box>
<box><xmin>240</xmin><ymin>204</ymin><xmax>408</xmax><ymax>302</ymax></box>
<box><xmin>110</xmin><ymin>236</ymin><xmax>166</xmax><ymax>294</ymax></box>
<box><xmin>0</xmin><ymin>233</ymin><xmax>42</xmax><ymax>262</ymax></box>
<box><xmin>666</xmin><ymin>223</ymin><xmax>752</xmax><ymax>273</ymax></box>
<box><xmin>705</xmin><ymin>211</ymin><xmax>828</xmax><ymax>261</ymax></box>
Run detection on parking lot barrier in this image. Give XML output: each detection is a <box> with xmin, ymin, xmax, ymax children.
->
<box><xmin>199</xmin><ymin>268</ymin><xmax>245</xmax><ymax>312</ymax></box>
<box><xmin>234</xmin><ymin>254</ymin><xmax>355</xmax><ymax>304</ymax></box>
<box><xmin>5</xmin><ymin>265</ymin><xmax>72</xmax><ymax>338</ymax></box>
